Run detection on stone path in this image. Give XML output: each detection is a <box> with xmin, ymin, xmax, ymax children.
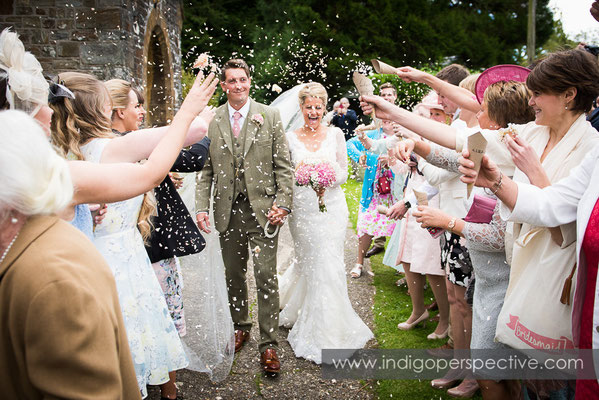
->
<box><xmin>149</xmin><ymin>223</ymin><xmax>377</xmax><ymax>399</ymax></box>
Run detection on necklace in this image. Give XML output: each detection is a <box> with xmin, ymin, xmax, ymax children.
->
<box><xmin>0</xmin><ymin>229</ymin><xmax>21</xmax><ymax>266</ymax></box>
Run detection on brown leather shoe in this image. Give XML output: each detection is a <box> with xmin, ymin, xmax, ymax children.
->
<box><xmin>365</xmin><ymin>246</ymin><xmax>384</xmax><ymax>258</ymax></box>
<box><xmin>260</xmin><ymin>348</ymin><xmax>281</xmax><ymax>373</ymax></box>
<box><xmin>234</xmin><ymin>330</ymin><xmax>250</xmax><ymax>353</ymax></box>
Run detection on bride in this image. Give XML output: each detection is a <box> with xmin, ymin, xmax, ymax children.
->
<box><xmin>277</xmin><ymin>82</ymin><xmax>373</xmax><ymax>364</ymax></box>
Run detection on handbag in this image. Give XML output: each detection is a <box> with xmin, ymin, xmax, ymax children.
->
<box><xmin>464</xmin><ymin>194</ymin><xmax>497</xmax><ymax>224</ymax></box>
<box><xmin>376</xmin><ymin>167</ymin><xmax>392</xmax><ymax>195</ymax></box>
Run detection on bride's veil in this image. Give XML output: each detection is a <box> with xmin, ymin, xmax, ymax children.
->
<box><xmin>177</xmin><ymin>177</ymin><xmax>234</xmax><ymax>382</ymax></box>
<box><xmin>271</xmin><ymin>84</ymin><xmax>306</xmax><ymax>132</ymax></box>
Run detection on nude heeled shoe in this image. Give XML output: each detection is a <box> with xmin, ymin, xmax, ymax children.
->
<box><xmin>397</xmin><ymin>310</ymin><xmax>429</xmax><ymax>330</ymax></box>
<box><xmin>427</xmin><ymin>327</ymin><xmax>449</xmax><ymax>340</ymax></box>
<box><xmin>447</xmin><ymin>379</ymin><xmax>479</xmax><ymax>398</ymax></box>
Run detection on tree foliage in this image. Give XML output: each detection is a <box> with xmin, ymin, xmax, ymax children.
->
<box><xmin>181</xmin><ymin>0</ymin><xmax>554</xmax><ymax>105</ymax></box>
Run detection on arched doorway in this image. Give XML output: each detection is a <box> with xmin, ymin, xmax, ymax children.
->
<box><xmin>143</xmin><ymin>9</ymin><xmax>175</xmax><ymax>127</ymax></box>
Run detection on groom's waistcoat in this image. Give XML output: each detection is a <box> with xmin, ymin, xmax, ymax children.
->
<box><xmin>196</xmin><ymin>99</ymin><xmax>294</xmax><ymax>233</ymax></box>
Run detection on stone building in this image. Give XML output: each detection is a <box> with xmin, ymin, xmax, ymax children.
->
<box><xmin>0</xmin><ymin>0</ymin><xmax>183</xmax><ymax>126</ymax></box>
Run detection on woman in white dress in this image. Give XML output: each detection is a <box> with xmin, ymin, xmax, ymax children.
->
<box><xmin>278</xmin><ymin>83</ymin><xmax>373</xmax><ymax>364</ymax></box>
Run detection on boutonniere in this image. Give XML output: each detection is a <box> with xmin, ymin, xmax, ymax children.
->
<box><xmin>251</xmin><ymin>113</ymin><xmax>265</xmax><ymax>127</ymax></box>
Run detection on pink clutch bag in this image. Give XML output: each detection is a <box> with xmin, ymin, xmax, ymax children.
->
<box><xmin>464</xmin><ymin>194</ymin><xmax>497</xmax><ymax>224</ymax></box>
<box><xmin>427</xmin><ymin>227</ymin><xmax>444</xmax><ymax>239</ymax></box>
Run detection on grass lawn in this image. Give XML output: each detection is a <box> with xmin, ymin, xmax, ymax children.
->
<box><xmin>342</xmin><ymin>177</ymin><xmax>483</xmax><ymax>400</ymax></box>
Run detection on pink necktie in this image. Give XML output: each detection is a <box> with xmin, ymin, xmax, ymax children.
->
<box><xmin>232</xmin><ymin>111</ymin><xmax>242</xmax><ymax>138</ymax></box>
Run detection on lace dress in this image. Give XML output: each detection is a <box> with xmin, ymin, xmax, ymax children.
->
<box><xmin>279</xmin><ymin>127</ymin><xmax>373</xmax><ymax>364</ymax></box>
<box><xmin>80</xmin><ymin>139</ymin><xmax>188</xmax><ymax>397</ymax></box>
<box><xmin>427</xmin><ymin>144</ymin><xmax>510</xmax><ymax>349</ymax></box>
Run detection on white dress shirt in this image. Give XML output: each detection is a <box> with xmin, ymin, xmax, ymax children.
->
<box><xmin>227</xmin><ymin>100</ymin><xmax>251</xmax><ymax>131</ymax></box>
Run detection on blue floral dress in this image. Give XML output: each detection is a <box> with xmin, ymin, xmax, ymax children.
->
<box><xmin>81</xmin><ymin>139</ymin><xmax>188</xmax><ymax>398</ymax></box>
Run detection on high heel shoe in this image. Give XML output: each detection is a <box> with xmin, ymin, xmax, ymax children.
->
<box><xmin>397</xmin><ymin>310</ymin><xmax>429</xmax><ymax>330</ymax></box>
<box><xmin>431</xmin><ymin>377</ymin><xmax>459</xmax><ymax>390</ymax></box>
<box><xmin>427</xmin><ymin>327</ymin><xmax>449</xmax><ymax>340</ymax></box>
<box><xmin>447</xmin><ymin>379</ymin><xmax>479</xmax><ymax>398</ymax></box>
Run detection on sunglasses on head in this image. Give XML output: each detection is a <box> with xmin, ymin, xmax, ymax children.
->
<box><xmin>48</xmin><ymin>76</ymin><xmax>75</xmax><ymax>104</ymax></box>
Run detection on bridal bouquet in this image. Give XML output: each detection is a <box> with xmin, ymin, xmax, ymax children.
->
<box><xmin>294</xmin><ymin>160</ymin><xmax>337</xmax><ymax>212</ymax></box>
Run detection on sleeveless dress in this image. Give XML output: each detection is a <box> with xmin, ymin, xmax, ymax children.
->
<box><xmin>80</xmin><ymin>138</ymin><xmax>188</xmax><ymax>398</ymax></box>
<box><xmin>279</xmin><ymin>127</ymin><xmax>373</xmax><ymax>364</ymax></box>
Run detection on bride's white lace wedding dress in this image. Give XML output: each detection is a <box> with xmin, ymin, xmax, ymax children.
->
<box><xmin>279</xmin><ymin>126</ymin><xmax>373</xmax><ymax>364</ymax></box>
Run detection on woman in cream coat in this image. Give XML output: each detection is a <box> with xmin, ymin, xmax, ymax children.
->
<box><xmin>460</xmin><ymin>142</ymin><xmax>599</xmax><ymax>399</ymax></box>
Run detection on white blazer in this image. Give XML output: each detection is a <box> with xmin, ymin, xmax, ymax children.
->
<box><xmin>508</xmin><ymin>143</ymin><xmax>599</xmax><ymax>350</ymax></box>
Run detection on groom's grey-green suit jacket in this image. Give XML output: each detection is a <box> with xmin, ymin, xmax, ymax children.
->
<box><xmin>197</xmin><ymin>98</ymin><xmax>293</xmax><ymax>232</ymax></box>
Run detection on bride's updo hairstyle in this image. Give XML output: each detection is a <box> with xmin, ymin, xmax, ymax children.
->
<box><xmin>298</xmin><ymin>82</ymin><xmax>328</xmax><ymax>107</ymax></box>
<box><xmin>50</xmin><ymin>71</ymin><xmax>113</xmax><ymax>160</ymax></box>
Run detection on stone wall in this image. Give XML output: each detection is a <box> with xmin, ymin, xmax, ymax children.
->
<box><xmin>0</xmin><ymin>0</ymin><xmax>183</xmax><ymax>125</ymax></box>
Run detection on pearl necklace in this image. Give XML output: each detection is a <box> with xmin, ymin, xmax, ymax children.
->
<box><xmin>0</xmin><ymin>229</ymin><xmax>20</xmax><ymax>266</ymax></box>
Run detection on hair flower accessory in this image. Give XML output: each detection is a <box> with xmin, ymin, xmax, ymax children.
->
<box><xmin>251</xmin><ymin>113</ymin><xmax>264</xmax><ymax>126</ymax></box>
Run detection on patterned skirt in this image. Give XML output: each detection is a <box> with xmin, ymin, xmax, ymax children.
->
<box><xmin>441</xmin><ymin>231</ymin><xmax>473</xmax><ymax>287</ymax></box>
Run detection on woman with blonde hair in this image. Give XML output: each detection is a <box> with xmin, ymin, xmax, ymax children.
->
<box><xmin>0</xmin><ymin>28</ymin><xmax>213</xmax><ymax>239</ymax></box>
<box><xmin>278</xmin><ymin>82</ymin><xmax>373</xmax><ymax>364</ymax></box>
<box><xmin>0</xmin><ymin>110</ymin><xmax>140</xmax><ymax>399</ymax></box>
<box><xmin>50</xmin><ymin>70</ymin><xmax>220</xmax><ymax>399</ymax></box>
<box><xmin>106</xmin><ymin>76</ymin><xmax>235</xmax><ymax>388</ymax></box>
<box><xmin>105</xmin><ymin>78</ymin><xmax>146</xmax><ymax>133</ymax></box>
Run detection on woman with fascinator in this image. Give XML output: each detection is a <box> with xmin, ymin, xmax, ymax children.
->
<box><xmin>275</xmin><ymin>82</ymin><xmax>373</xmax><ymax>364</ymax></box>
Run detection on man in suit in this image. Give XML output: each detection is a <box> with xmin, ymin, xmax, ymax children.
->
<box><xmin>196</xmin><ymin>59</ymin><xmax>293</xmax><ymax>374</ymax></box>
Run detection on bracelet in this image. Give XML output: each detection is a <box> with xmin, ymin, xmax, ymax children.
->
<box><xmin>490</xmin><ymin>173</ymin><xmax>503</xmax><ymax>195</ymax></box>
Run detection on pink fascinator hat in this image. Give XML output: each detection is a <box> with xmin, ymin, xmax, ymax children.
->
<box><xmin>475</xmin><ymin>64</ymin><xmax>531</xmax><ymax>104</ymax></box>
<box><xmin>413</xmin><ymin>91</ymin><xmax>445</xmax><ymax>118</ymax></box>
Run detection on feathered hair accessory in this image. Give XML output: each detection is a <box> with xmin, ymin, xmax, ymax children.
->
<box><xmin>0</xmin><ymin>28</ymin><xmax>49</xmax><ymax>114</ymax></box>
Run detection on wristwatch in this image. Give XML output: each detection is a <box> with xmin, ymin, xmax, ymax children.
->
<box><xmin>404</xmin><ymin>200</ymin><xmax>412</xmax><ymax>209</ymax></box>
<box><xmin>447</xmin><ymin>217</ymin><xmax>457</xmax><ymax>230</ymax></box>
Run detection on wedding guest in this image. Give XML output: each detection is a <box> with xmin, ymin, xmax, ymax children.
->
<box><xmin>393</xmin><ymin>66</ymin><xmax>476</xmax><ymax>377</ymax></box>
<box><xmin>323</xmin><ymin>99</ymin><xmax>340</xmax><ymax>126</ymax></box>
<box><xmin>360</xmin><ymin>109</ymin><xmax>449</xmax><ymax>343</ymax></box>
<box><xmin>51</xmin><ymin>71</ymin><xmax>218</xmax><ymax>399</ymax></box>
<box><xmin>0</xmin><ymin>110</ymin><xmax>140</xmax><ymax>399</ymax></box>
<box><xmin>105</xmin><ymin>79</ymin><xmax>146</xmax><ymax>133</ymax></box>
<box><xmin>347</xmin><ymin>83</ymin><xmax>399</xmax><ymax>277</ymax></box>
<box><xmin>406</xmin><ymin>75</ymin><xmax>534</xmax><ymax>400</ymax></box>
<box><xmin>108</xmin><ymin>78</ymin><xmax>235</xmax><ymax>384</ymax></box>
<box><xmin>331</xmin><ymin>97</ymin><xmax>359</xmax><ymax>140</ymax></box>
<box><xmin>432</xmin><ymin>64</ymin><xmax>470</xmax><ymax>125</ymax></box>
<box><xmin>460</xmin><ymin>139</ymin><xmax>599</xmax><ymax>400</ymax></box>
<box><xmin>107</xmin><ymin>78</ymin><xmax>209</xmax><ymax>337</ymax></box>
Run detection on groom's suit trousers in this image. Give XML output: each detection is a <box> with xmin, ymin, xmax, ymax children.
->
<box><xmin>220</xmin><ymin>194</ymin><xmax>280</xmax><ymax>352</ymax></box>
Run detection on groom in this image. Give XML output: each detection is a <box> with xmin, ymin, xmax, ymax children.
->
<box><xmin>196</xmin><ymin>59</ymin><xmax>293</xmax><ymax>374</ymax></box>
